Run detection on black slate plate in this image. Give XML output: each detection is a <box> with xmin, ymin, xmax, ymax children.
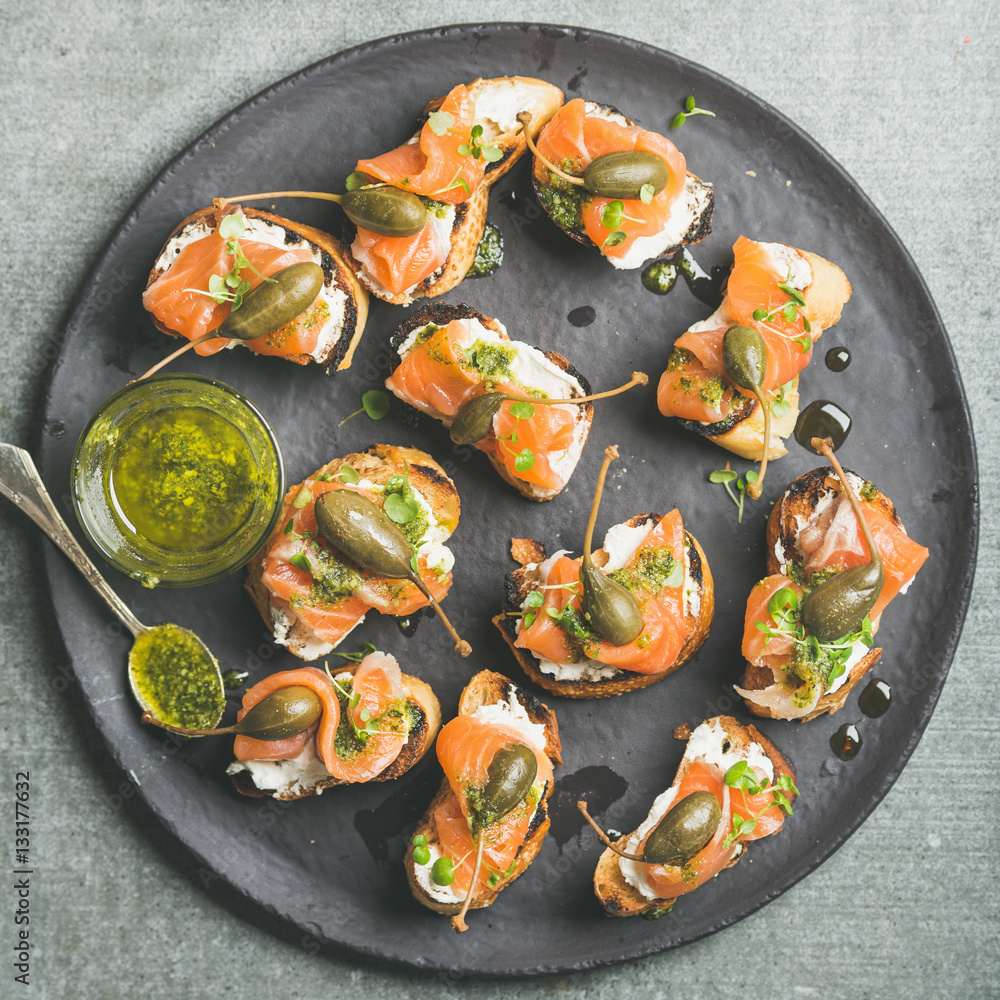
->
<box><xmin>37</xmin><ymin>23</ymin><xmax>977</xmax><ymax>975</ymax></box>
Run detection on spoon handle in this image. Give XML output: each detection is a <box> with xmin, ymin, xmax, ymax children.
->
<box><xmin>0</xmin><ymin>442</ymin><xmax>145</xmax><ymax>638</ymax></box>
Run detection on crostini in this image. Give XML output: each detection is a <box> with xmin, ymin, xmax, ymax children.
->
<box><xmin>385</xmin><ymin>302</ymin><xmax>597</xmax><ymax>501</ymax></box>
<box><xmin>225</xmin><ymin>650</ymin><xmax>441</xmax><ymax>801</ymax></box>
<box><xmin>736</xmin><ymin>465</ymin><xmax>928</xmax><ymax>721</ymax></box>
<box><xmin>527</xmin><ymin>98</ymin><xmax>714</xmax><ymax>269</ymax></box>
<box><xmin>342</xmin><ymin>76</ymin><xmax>563</xmax><ymax>305</ymax></box>
<box><xmin>494</xmin><ymin>447</ymin><xmax>714</xmax><ymax>698</ymax></box>
<box><xmin>142</xmin><ymin>206</ymin><xmax>369</xmax><ymax>373</ymax></box>
<box><xmin>588</xmin><ymin>716</ymin><xmax>796</xmax><ymax>917</ymax></box>
<box><xmin>245</xmin><ymin>444</ymin><xmax>461</xmax><ymax>660</ymax></box>
<box><xmin>406</xmin><ymin>670</ymin><xmax>561</xmax><ymax>931</ymax></box>
<box><xmin>657</xmin><ymin>236</ymin><xmax>851</xmax><ymax>461</ymax></box>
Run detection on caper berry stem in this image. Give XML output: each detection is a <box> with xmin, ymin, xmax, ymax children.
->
<box><xmin>583</xmin><ymin>445</ymin><xmax>619</xmax><ymax>562</ymax></box>
<box><xmin>576</xmin><ymin>800</ymin><xmax>646</xmax><ymax>861</ymax></box>
<box><xmin>746</xmin><ymin>388</ymin><xmax>770</xmax><ymax>500</ymax></box>
<box><xmin>517</xmin><ymin>111</ymin><xmax>586</xmax><ymax>188</ymax></box>
<box><xmin>133</xmin><ymin>331</ymin><xmax>218</xmax><ymax>383</ymax></box>
<box><xmin>450</xmin><ymin>834</ymin><xmax>485</xmax><ymax>933</ymax></box>
<box><xmin>141</xmin><ymin>711</ymin><xmax>234</xmax><ymax>737</ymax></box>
<box><xmin>811</xmin><ymin>436</ymin><xmax>882</xmax><ymax>566</ymax></box>
<box><xmin>409</xmin><ymin>573</ymin><xmax>472</xmax><ymax>657</ymax></box>
<box><xmin>509</xmin><ymin>371</ymin><xmax>649</xmax><ymax>407</ymax></box>
<box><xmin>212</xmin><ymin>191</ymin><xmax>344</xmax><ymax>209</ymax></box>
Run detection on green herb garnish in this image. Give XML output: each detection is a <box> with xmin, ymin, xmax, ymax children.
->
<box><xmin>670</xmin><ymin>95</ymin><xmax>716</xmax><ymax>129</ymax></box>
<box><xmin>708</xmin><ymin>465</ymin><xmax>758</xmax><ymax>522</ymax></box>
<box><xmin>338</xmin><ymin>389</ymin><xmax>391</xmax><ymax>427</ymax></box>
<box><xmin>457</xmin><ymin>123</ymin><xmax>503</xmax><ymax>162</ymax></box>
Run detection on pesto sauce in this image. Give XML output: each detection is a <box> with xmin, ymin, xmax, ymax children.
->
<box><xmin>129</xmin><ymin>624</ymin><xmax>224</xmax><ymax>729</ymax></box>
<box><xmin>536</xmin><ymin>183</ymin><xmax>584</xmax><ymax>233</ymax></box>
<box><xmin>466</xmin><ymin>223</ymin><xmax>504</xmax><ymax>278</ymax></box>
<box><xmin>463</xmin><ymin>338</ymin><xmax>516</xmax><ymax>382</ymax></box>
<box><xmin>609</xmin><ymin>547</ymin><xmax>679</xmax><ymax>594</ymax></box>
<box><xmin>109</xmin><ymin>406</ymin><xmax>258</xmax><ymax>552</ymax></box>
<box><xmin>307</xmin><ymin>545</ymin><xmax>362</xmax><ymax>604</ymax></box>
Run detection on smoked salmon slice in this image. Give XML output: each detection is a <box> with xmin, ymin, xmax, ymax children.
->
<box><xmin>433</xmin><ymin>712</ymin><xmax>553</xmax><ymax>894</ymax></box>
<box><xmin>515</xmin><ymin>512</ymin><xmax>687</xmax><ymax>674</ymax></box>
<box><xmin>534</xmin><ymin>99</ymin><xmax>689</xmax><ymax>262</ymax></box>
<box><xmin>385</xmin><ymin>316</ymin><xmax>588</xmax><ymax>496</ymax></box>
<box><xmin>260</xmin><ymin>476</ymin><xmax>454</xmax><ymax>649</ymax></box>
<box><xmin>142</xmin><ymin>210</ymin><xmax>316</xmax><ymax>356</ymax></box>
<box><xmin>232</xmin><ymin>653</ymin><xmax>411</xmax><ymax>783</ymax></box>
<box><xmin>657</xmin><ymin>236</ymin><xmax>851</xmax><ymax>428</ymax></box>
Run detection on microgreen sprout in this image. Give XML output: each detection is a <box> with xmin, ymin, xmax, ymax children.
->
<box><xmin>670</xmin><ymin>95</ymin><xmax>716</xmax><ymax>129</ymax></box>
<box><xmin>721</xmin><ymin>763</ymin><xmax>799</xmax><ymax>849</ymax></box>
<box><xmin>426</xmin><ymin>110</ymin><xmax>455</xmax><ymax>136</ymax></box>
<box><xmin>708</xmin><ymin>464</ymin><xmax>758</xmax><ymax>522</ymax></box>
<box><xmin>494</xmin><ymin>400</ymin><xmax>537</xmax><ymax>472</ymax></box>
<box><xmin>754</xmin><ymin>586</ymin><xmax>875</xmax><ymax>687</ymax></box>
<box><xmin>338</xmin><ymin>389</ymin><xmax>391</xmax><ymax>426</ymax></box>
<box><xmin>334</xmin><ymin>465</ymin><xmax>360</xmax><ymax>485</ymax></box>
<box><xmin>183</xmin><ymin>212</ymin><xmax>275</xmax><ymax>309</ymax></box>
<box><xmin>457</xmin><ymin>123</ymin><xmax>504</xmax><ymax>162</ymax></box>
<box><xmin>771</xmin><ymin>379</ymin><xmax>795</xmax><ymax>419</ymax></box>
<box><xmin>382</xmin><ymin>458</ymin><xmax>420</xmax><ymax>525</ymax></box>
<box><xmin>333</xmin><ymin>642</ymin><xmax>378</xmax><ymax>663</ymax></box>
<box><xmin>411</xmin><ymin>833</ymin><xmax>431</xmax><ymax>867</ymax></box>
<box><xmin>750</xmin><ymin>270</ymin><xmax>812</xmax><ymax>349</ymax></box>
<box><xmin>486</xmin><ymin>859</ymin><xmax>517</xmax><ymax>888</ymax></box>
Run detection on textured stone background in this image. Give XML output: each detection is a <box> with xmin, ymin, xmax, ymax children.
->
<box><xmin>1</xmin><ymin>2</ymin><xmax>997</xmax><ymax>997</ymax></box>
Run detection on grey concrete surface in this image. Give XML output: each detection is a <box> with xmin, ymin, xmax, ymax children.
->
<box><xmin>1</xmin><ymin>2</ymin><xmax>997</xmax><ymax>997</ymax></box>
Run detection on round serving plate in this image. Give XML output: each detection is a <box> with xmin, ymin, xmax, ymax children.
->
<box><xmin>38</xmin><ymin>23</ymin><xmax>977</xmax><ymax>975</ymax></box>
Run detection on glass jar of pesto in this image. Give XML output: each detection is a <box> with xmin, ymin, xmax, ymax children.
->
<box><xmin>73</xmin><ymin>374</ymin><xmax>284</xmax><ymax>587</ymax></box>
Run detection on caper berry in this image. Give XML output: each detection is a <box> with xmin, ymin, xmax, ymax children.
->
<box><xmin>216</xmin><ymin>262</ymin><xmax>324</xmax><ymax>341</ymax></box>
<box><xmin>582</xmin><ymin>151</ymin><xmax>670</xmax><ymax>200</ymax></box>
<box><xmin>802</xmin><ymin>560</ymin><xmax>885</xmax><ymax>643</ymax></box>
<box><xmin>314</xmin><ymin>491</ymin><xmax>414</xmax><ymax>580</ymax></box>
<box><xmin>580</xmin><ymin>560</ymin><xmax>645</xmax><ymax>647</ymax></box>
<box><xmin>481</xmin><ymin>743</ymin><xmax>538</xmax><ymax>824</ymax></box>
<box><xmin>449</xmin><ymin>392</ymin><xmax>506</xmax><ymax>445</ymax></box>
<box><xmin>233</xmin><ymin>685</ymin><xmax>323</xmax><ymax>741</ymax></box>
<box><xmin>341</xmin><ymin>186</ymin><xmax>427</xmax><ymax>237</ymax></box>
<box><xmin>722</xmin><ymin>324</ymin><xmax>768</xmax><ymax>392</ymax></box>
<box><xmin>642</xmin><ymin>790</ymin><xmax>720</xmax><ymax>866</ymax></box>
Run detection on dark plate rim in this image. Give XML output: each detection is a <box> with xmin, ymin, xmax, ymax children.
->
<box><xmin>37</xmin><ymin>21</ymin><xmax>979</xmax><ymax>976</ymax></box>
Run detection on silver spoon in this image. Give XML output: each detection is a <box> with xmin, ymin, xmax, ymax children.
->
<box><xmin>0</xmin><ymin>441</ymin><xmax>225</xmax><ymax>726</ymax></box>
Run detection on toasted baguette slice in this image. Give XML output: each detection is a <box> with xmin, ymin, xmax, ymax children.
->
<box><xmin>406</xmin><ymin>670</ymin><xmax>561</xmax><ymax>917</ymax></box>
<box><xmin>343</xmin><ymin>76</ymin><xmax>564</xmax><ymax>305</ymax></box>
<box><xmin>663</xmin><ymin>242</ymin><xmax>851</xmax><ymax>460</ymax></box>
<box><xmin>143</xmin><ymin>206</ymin><xmax>369</xmax><ymax>373</ymax></box>
<box><xmin>737</xmin><ymin>465</ymin><xmax>900</xmax><ymax>721</ymax></box>
<box><xmin>226</xmin><ymin>664</ymin><xmax>441</xmax><ymax>801</ymax></box>
<box><xmin>594</xmin><ymin>716</ymin><xmax>795</xmax><ymax>917</ymax></box>
<box><xmin>531</xmin><ymin>101</ymin><xmax>714</xmax><ymax>269</ymax></box>
<box><xmin>387</xmin><ymin>302</ymin><xmax>594</xmax><ymax>501</ymax></box>
<box><xmin>493</xmin><ymin>514</ymin><xmax>714</xmax><ymax>698</ymax></box>
<box><xmin>245</xmin><ymin>444</ymin><xmax>460</xmax><ymax>660</ymax></box>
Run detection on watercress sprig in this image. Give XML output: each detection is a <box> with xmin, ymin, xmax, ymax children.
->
<box><xmin>708</xmin><ymin>464</ymin><xmax>758</xmax><ymax>523</ymax></box>
<box><xmin>670</xmin><ymin>94</ymin><xmax>716</xmax><ymax>129</ymax></box>
<box><xmin>721</xmin><ymin>761</ymin><xmax>799</xmax><ymax>848</ymax></box>
<box><xmin>183</xmin><ymin>212</ymin><xmax>275</xmax><ymax>310</ymax></box>
<box><xmin>338</xmin><ymin>389</ymin><xmax>391</xmax><ymax>427</ymax></box>
<box><xmin>494</xmin><ymin>399</ymin><xmax>537</xmax><ymax>472</ymax></box>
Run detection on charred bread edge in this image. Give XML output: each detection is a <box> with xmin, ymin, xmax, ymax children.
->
<box><xmin>738</xmin><ymin>465</ymin><xmax>898</xmax><ymax>721</ymax></box>
<box><xmin>387</xmin><ymin>302</ymin><xmax>595</xmax><ymax>502</ymax></box>
<box><xmin>593</xmin><ymin>716</ymin><xmax>795</xmax><ymax>917</ymax></box>
<box><xmin>493</xmin><ymin>516</ymin><xmax>715</xmax><ymax>699</ymax></box>
<box><xmin>530</xmin><ymin>102</ymin><xmax>715</xmax><ymax>252</ymax></box>
<box><xmin>245</xmin><ymin>444</ymin><xmax>460</xmax><ymax>661</ymax></box>
<box><xmin>144</xmin><ymin>206</ymin><xmax>368</xmax><ymax>373</ymax></box>
<box><xmin>229</xmin><ymin>671</ymin><xmax>442</xmax><ymax>800</ymax></box>
<box><xmin>406</xmin><ymin>669</ymin><xmax>561</xmax><ymax>915</ymax></box>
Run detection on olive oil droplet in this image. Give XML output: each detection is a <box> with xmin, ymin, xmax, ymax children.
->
<box><xmin>794</xmin><ymin>399</ymin><xmax>852</xmax><ymax>452</ymax></box>
<box><xmin>641</xmin><ymin>249</ymin><xmax>727</xmax><ymax>306</ymax></box>
<box><xmin>830</xmin><ymin>722</ymin><xmax>862</xmax><ymax>761</ymax></box>
<box><xmin>567</xmin><ymin>305</ymin><xmax>596</xmax><ymax>327</ymax></box>
<box><xmin>859</xmin><ymin>678</ymin><xmax>891</xmax><ymax>718</ymax></box>
<box><xmin>397</xmin><ymin>608</ymin><xmax>425</xmax><ymax>638</ymax></box>
<box><xmin>825</xmin><ymin>347</ymin><xmax>851</xmax><ymax>371</ymax></box>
